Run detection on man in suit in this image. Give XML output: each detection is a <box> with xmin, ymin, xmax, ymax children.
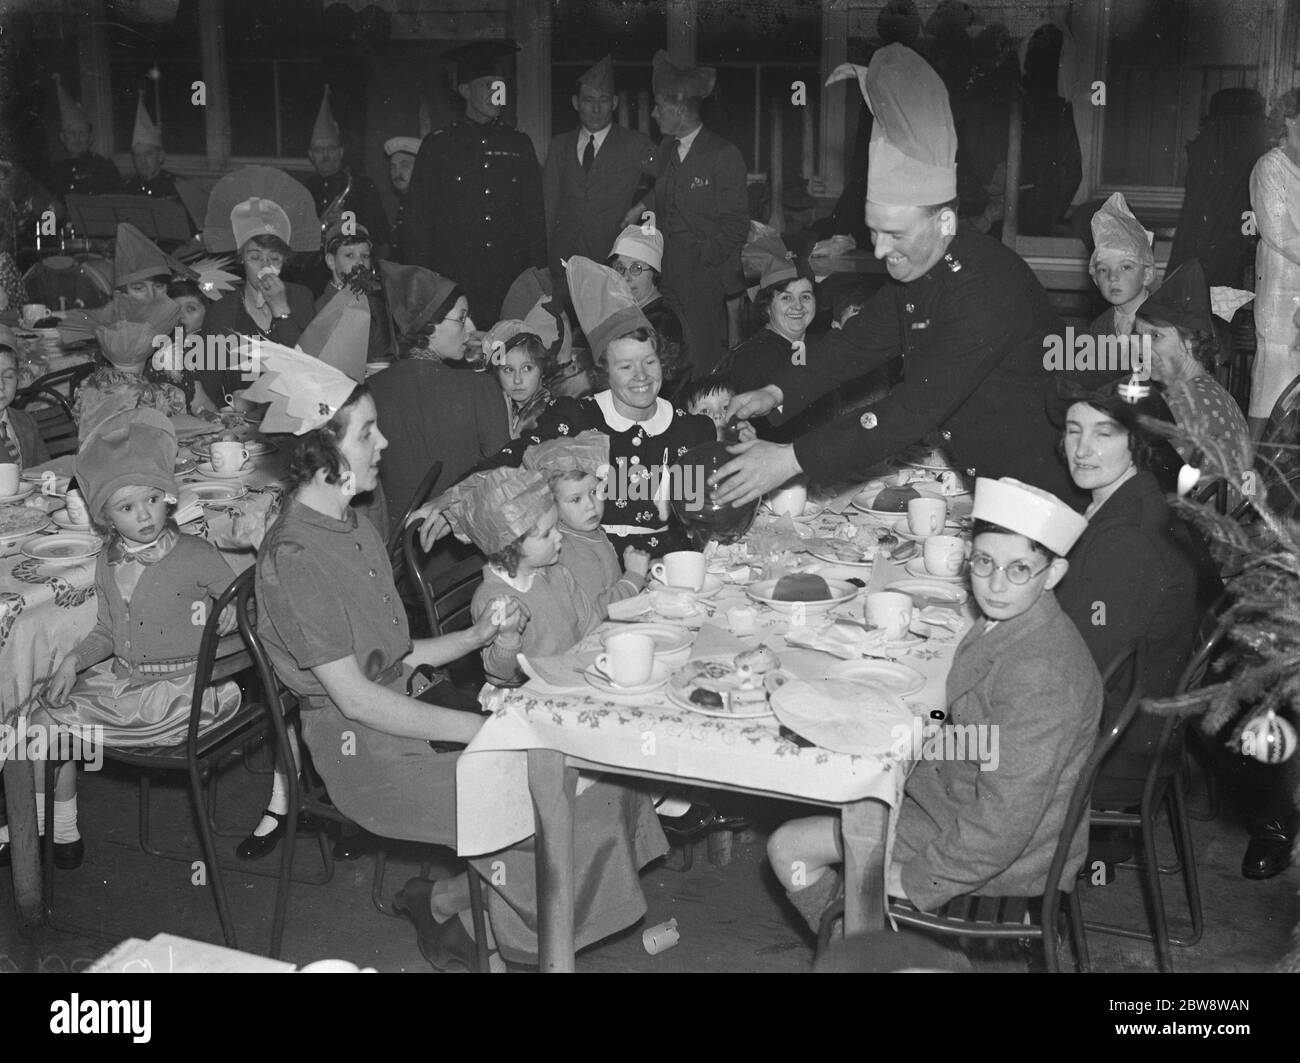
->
<box><xmin>403</xmin><ymin>40</ymin><xmax>547</xmax><ymax>325</ymax></box>
<box><xmin>624</xmin><ymin>51</ymin><xmax>749</xmax><ymax>380</ymax></box>
<box><xmin>713</xmin><ymin>44</ymin><xmax>1083</xmax><ymax>508</ymax></box>
<box><xmin>543</xmin><ymin>56</ymin><xmax>657</xmax><ymax>280</ymax></box>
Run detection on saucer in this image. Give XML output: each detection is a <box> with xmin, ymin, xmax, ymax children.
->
<box><xmin>904</xmin><ymin>557</ymin><xmax>967</xmax><ymax>582</ymax></box>
<box><xmin>886</xmin><ymin>577</ymin><xmax>969</xmax><ymax>606</ymax></box>
<box><xmin>196</xmin><ymin>461</ymin><xmax>252</xmax><ymax>480</ymax></box>
<box><xmin>890</xmin><ymin>517</ymin><xmax>962</xmax><ymax>542</ymax></box>
<box><xmin>584</xmin><ymin>659</ymin><xmax>671</xmax><ymax>696</ymax></box>
<box><xmin>51</xmin><ymin>508</ymin><xmax>93</xmax><ymax>532</ymax></box>
<box><xmin>621</xmin><ymin>622</ymin><xmax>694</xmax><ymax>660</ymax></box>
<box><xmin>650</xmin><ymin>573</ymin><xmax>723</xmax><ymax>599</ymax></box>
<box><xmin>764</xmin><ymin>499</ymin><xmax>825</xmax><ymax>523</ymax></box>
<box><xmin>0</xmin><ymin>481</ymin><xmax>37</xmax><ymax>505</ymax></box>
<box><xmin>23</xmin><ymin>532</ymin><xmax>101</xmax><ymax>563</ymax></box>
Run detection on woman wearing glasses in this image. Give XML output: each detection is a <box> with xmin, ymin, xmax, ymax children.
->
<box><xmin>1052</xmin><ymin>382</ymin><xmax>1216</xmax><ymax>813</ymax></box>
<box><xmin>607</xmin><ymin>224</ymin><xmax>688</xmax><ymax>394</ymax></box>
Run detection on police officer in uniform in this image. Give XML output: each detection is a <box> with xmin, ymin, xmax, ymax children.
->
<box><xmin>47</xmin><ymin>74</ymin><xmax>121</xmax><ymax>200</ymax></box>
<box><xmin>122</xmin><ymin>94</ymin><xmax>181</xmax><ymax>201</ymax></box>
<box><xmin>402</xmin><ymin>40</ymin><xmax>546</xmax><ymax>325</ymax></box>
<box><xmin>383</xmin><ymin>134</ymin><xmax>421</xmax><ymax>264</ymax></box>
<box><xmin>712</xmin><ymin>45</ymin><xmax>1082</xmax><ymax>509</ymax></box>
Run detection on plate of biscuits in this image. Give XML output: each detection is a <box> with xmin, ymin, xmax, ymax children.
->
<box><xmin>667</xmin><ymin>647</ymin><xmax>790</xmax><ymax>718</ymax></box>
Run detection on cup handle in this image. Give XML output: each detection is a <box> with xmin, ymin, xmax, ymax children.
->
<box><xmin>593</xmin><ymin>654</ymin><xmax>611</xmax><ymax>679</ymax></box>
<box><xmin>650</xmin><ymin>562</ymin><xmax>665</xmax><ymax>582</ymax></box>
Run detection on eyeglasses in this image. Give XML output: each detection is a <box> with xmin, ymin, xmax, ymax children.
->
<box><xmin>612</xmin><ymin>262</ymin><xmax>650</xmax><ymax>278</ymax></box>
<box><xmin>969</xmin><ymin>554</ymin><xmax>1052</xmax><ymax>584</ymax></box>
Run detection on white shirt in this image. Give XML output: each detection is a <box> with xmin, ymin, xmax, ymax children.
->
<box><xmin>577</xmin><ymin>124</ymin><xmax>613</xmax><ymax>164</ymax></box>
<box><xmin>675</xmin><ymin>124</ymin><xmax>704</xmax><ymax>161</ymax></box>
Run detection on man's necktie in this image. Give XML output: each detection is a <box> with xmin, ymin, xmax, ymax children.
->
<box><xmin>582</xmin><ymin>135</ymin><xmax>595</xmax><ymax>172</ymax></box>
<box><xmin>0</xmin><ymin>419</ymin><xmax>16</xmax><ymax>465</ymax></box>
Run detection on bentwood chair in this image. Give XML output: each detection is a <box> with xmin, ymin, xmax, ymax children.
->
<box><xmin>43</xmin><ymin>567</ymin><xmax>298</xmax><ymax>955</ymax></box>
<box><xmin>235</xmin><ymin>561</ymin><xmax>490</xmax><ymax>968</ymax></box>
<box><xmin>12</xmin><ymin>362</ymin><xmax>95</xmax><ymax>458</ymax></box>
<box><xmin>817</xmin><ymin>640</ymin><xmax>1149</xmax><ymax>973</ymax></box>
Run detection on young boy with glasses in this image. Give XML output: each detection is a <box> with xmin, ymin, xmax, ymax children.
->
<box><xmin>766</xmin><ymin>477</ymin><xmax>1103</xmax><ymax>938</ymax></box>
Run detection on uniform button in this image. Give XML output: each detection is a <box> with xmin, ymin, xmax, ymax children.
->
<box><xmin>941</xmin><ymin>430</ymin><xmax>952</xmax><ymax>441</ymax></box>
<box><xmin>456</xmin><ymin>176</ymin><xmax>462</xmax><ymax>182</ymax></box>
<box><xmin>965</xmin><ymin>467</ymin><xmax>977</xmax><ymax>477</ymax></box>
<box><xmin>356</xmin><ymin>543</ymin><xmax>363</xmax><ymax>550</ymax></box>
<box><xmin>368</xmin><ymin>569</ymin><xmax>377</xmax><ymax>577</ymax></box>
<box><xmin>383</xmin><ymin>594</ymin><xmax>392</xmax><ymax>603</ymax></box>
<box><xmin>392</xmin><ymin>617</ymin><xmax>400</xmax><ymax>625</ymax></box>
<box><xmin>859</xmin><ymin>412</ymin><xmax>878</xmax><ymax>429</ymax></box>
<box><xmin>485</xmin><ymin>241</ymin><xmax>493</xmax><ymax>248</ymax></box>
<box><xmin>905</xmin><ymin>303</ymin><xmax>915</xmax><ymax>313</ymax></box>
<box><xmin>630</xmin><ymin>455</ymin><xmax>640</xmax><ymax>464</ymax></box>
<box><xmin>483</xmin><ymin>162</ymin><xmax>489</xmax><ymax>169</ymax></box>
<box><xmin>484</xmin><ymin>214</ymin><xmax>492</xmax><ymax>222</ymax></box>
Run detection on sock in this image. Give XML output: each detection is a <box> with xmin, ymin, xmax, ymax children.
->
<box><xmin>52</xmin><ymin>798</ymin><xmax>80</xmax><ymax>843</ymax></box>
<box><xmin>786</xmin><ymin>868</ymin><xmax>842</xmax><ymax>935</ymax></box>
<box><xmin>251</xmin><ymin>771</ymin><xmax>290</xmax><ymax>838</ymax></box>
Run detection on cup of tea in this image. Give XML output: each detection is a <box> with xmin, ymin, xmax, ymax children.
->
<box><xmin>593</xmin><ymin>631</ymin><xmax>656</xmax><ymax>688</ymax></box>
<box><xmin>650</xmin><ymin>550</ymin><xmax>706</xmax><ymax>592</ymax></box>
<box><xmin>210</xmin><ymin>440</ymin><xmax>251</xmax><ymax>474</ymax></box>
<box><xmin>21</xmin><ymin>303</ymin><xmax>49</xmax><ymax>328</ymax></box>
<box><xmin>866</xmin><ymin>591</ymin><xmax>914</xmax><ymax>640</ymax></box>
<box><xmin>923</xmin><ymin>534</ymin><xmax>967</xmax><ymax>577</ymax></box>
<box><xmin>769</xmin><ymin>481</ymin><xmax>808</xmax><ymax>517</ymax></box>
<box><xmin>906</xmin><ymin>497</ymin><xmax>947</xmax><ymax>537</ymax></box>
<box><xmin>0</xmin><ymin>463</ymin><xmax>19</xmax><ymax>497</ymax></box>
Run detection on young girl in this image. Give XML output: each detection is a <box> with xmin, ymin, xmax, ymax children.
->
<box><xmin>21</xmin><ymin>409</ymin><xmax>240</xmax><ymax>868</ymax></box>
<box><xmin>488</xmin><ymin>328</ymin><xmax>554</xmax><ymax>437</ymax></box>
<box><xmin>522</xmin><ymin>430</ymin><xmax>649</xmax><ymax>613</ymax></box>
<box><xmin>160</xmin><ymin>277</ymin><xmax>220</xmax><ymax>416</ymax></box>
<box><xmin>1088</xmin><ymin>193</ymin><xmax>1156</xmax><ymax>337</ymax></box>
<box><xmin>439</xmin><ymin>467</ymin><xmax>600</xmax><ymax>685</ymax></box>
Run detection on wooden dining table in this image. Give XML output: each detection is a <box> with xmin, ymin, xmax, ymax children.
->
<box><xmin>455</xmin><ymin>480</ymin><xmax>975</xmax><ymax>971</ymax></box>
<box><xmin>0</xmin><ymin>426</ymin><xmax>287</xmax><ymax>930</ymax></box>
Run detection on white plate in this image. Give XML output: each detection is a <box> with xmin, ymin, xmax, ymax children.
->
<box><xmin>195</xmin><ymin>461</ymin><xmax>253</xmax><ymax>480</ymax></box>
<box><xmin>194</xmin><ymin>439</ymin><xmax>276</xmax><ymax>458</ymax></box>
<box><xmin>887</xmin><ymin>577</ymin><xmax>970</xmax><ymax>606</ymax></box>
<box><xmin>0</xmin><ymin>509</ymin><xmax>51</xmax><ymax>543</ymax></box>
<box><xmin>583</xmin><ymin>659</ymin><xmax>671</xmax><ymax>696</ymax></box>
<box><xmin>807</xmin><ymin>547</ymin><xmax>874</xmax><ymax>568</ymax></box>
<box><xmin>666</xmin><ymin>682</ymin><xmax>779</xmax><ymax>719</ymax></box>
<box><xmin>849</xmin><ymin>479</ymin><xmax>948</xmax><ymax>518</ymax></box>
<box><xmin>51</xmin><ymin>508</ymin><xmax>93</xmax><ymax>531</ymax></box>
<box><xmin>763</xmin><ymin>499</ymin><xmax>825</xmax><ymax>523</ymax></box>
<box><xmin>182</xmin><ymin>482</ymin><xmax>247</xmax><ymax>503</ymax></box>
<box><xmin>890</xmin><ymin>517</ymin><xmax>964</xmax><ymax>542</ymax></box>
<box><xmin>650</xmin><ymin>572</ymin><xmax>723</xmax><ymax>599</ymax></box>
<box><xmin>824</xmin><ymin>659</ymin><xmax>926</xmax><ymax>696</ymax></box>
<box><xmin>904</xmin><ymin>557</ymin><xmax>968</xmax><ymax>583</ymax></box>
<box><xmin>0</xmin><ymin>482</ymin><xmax>38</xmax><ymax>505</ymax></box>
<box><xmin>619</xmin><ymin>622</ymin><xmax>694</xmax><ymax>658</ymax></box>
<box><xmin>23</xmin><ymin>532</ymin><xmax>101</xmax><ymax>562</ymax></box>
<box><xmin>746</xmin><ymin>578</ymin><xmax>859</xmax><ymax>615</ymax></box>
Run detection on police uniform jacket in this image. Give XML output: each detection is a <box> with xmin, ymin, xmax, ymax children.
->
<box><xmin>543</xmin><ymin>123</ymin><xmax>657</xmax><ymax>269</ymax></box>
<box><xmin>49</xmin><ymin>153</ymin><xmax>122</xmax><ymax>199</ymax></box>
<box><xmin>769</xmin><ymin>227</ymin><xmax>1082</xmax><ymax>504</ymax></box>
<box><xmin>122</xmin><ymin>170</ymin><xmax>181</xmax><ymax>200</ymax></box>
<box><xmin>402</xmin><ymin>119</ymin><xmax>547</xmax><ymax>324</ymax></box>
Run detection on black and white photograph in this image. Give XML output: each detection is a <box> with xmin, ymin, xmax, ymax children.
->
<box><xmin>0</xmin><ymin>0</ymin><xmax>1298</xmax><ymax>1000</ymax></box>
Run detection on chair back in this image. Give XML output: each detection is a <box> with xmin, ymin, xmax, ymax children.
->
<box><xmin>386</xmin><ymin>459</ymin><xmax>443</xmax><ymax>561</ymax></box>
<box><xmin>12</xmin><ymin>363</ymin><xmax>96</xmax><ymax>457</ymax></box>
<box><xmin>1042</xmin><ymin>639</ymin><xmax>1149</xmax><ymax>904</ymax></box>
<box><xmin>185</xmin><ymin>566</ymin><xmax>257</xmax><ymax>753</ymax></box>
<box><xmin>402</xmin><ymin>519</ymin><xmax>483</xmax><ymax>638</ymax></box>
<box><xmin>232</xmin><ymin>566</ymin><xmax>298</xmax><ymax>757</ymax></box>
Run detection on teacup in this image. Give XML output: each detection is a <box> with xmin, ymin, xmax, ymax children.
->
<box><xmin>906</xmin><ymin>497</ymin><xmax>947</xmax><ymax>537</ymax></box>
<box><xmin>299</xmin><ymin>959</ymin><xmax>370</xmax><ymax>973</ymax></box>
<box><xmin>0</xmin><ymin>463</ymin><xmax>19</xmax><ymax>497</ymax></box>
<box><xmin>650</xmin><ymin>550</ymin><xmax>706</xmax><ymax>592</ymax></box>
<box><xmin>210</xmin><ymin>440</ymin><xmax>251</xmax><ymax>474</ymax></box>
<box><xmin>769</xmin><ymin>481</ymin><xmax>808</xmax><ymax>517</ymax></box>
<box><xmin>593</xmin><ymin>631</ymin><xmax>656</xmax><ymax>688</ymax></box>
<box><xmin>21</xmin><ymin>303</ymin><xmax>49</xmax><ymax>328</ymax></box>
<box><xmin>865</xmin><ymin>591</ymin><xmax>914</xmax><ymax>640</ymax></box>
<box><xmin>923</xmin><ymin>534</ymin><xmax>967</xmax><ymax>577</ymax></box>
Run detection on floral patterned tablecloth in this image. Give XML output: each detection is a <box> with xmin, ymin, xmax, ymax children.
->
<box><xmin>456</xmin><ymin>501</ymin><xmax>976</xmax><ymax>856</ymax></box>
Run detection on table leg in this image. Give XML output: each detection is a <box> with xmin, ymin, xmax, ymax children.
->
<box><xmin>840</xmin><ymin>798</ymin><xmax>888</xmax><ymax>935</ymax></box>
<box><xmin>526</xmin><ymin>749</ymin><xmax>578</xmax><ymax>973</ymax></box>
<box><xmin>2</xmin><ymin>757</ymin><xmax>45</xmax><ymax>933</ymax></box>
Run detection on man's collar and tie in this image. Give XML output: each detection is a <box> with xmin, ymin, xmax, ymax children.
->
<box><xmin>674</xmin><ymin>124</ymin><xmax>703</xmax><ymax>162</ymax></box>
<box><xmin>578</xmin><ymin>124</ymin><xmax>612</xmax><ymax>170</ymax></box>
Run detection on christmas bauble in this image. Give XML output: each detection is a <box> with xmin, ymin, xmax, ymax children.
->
<box><xmin>1242</xmin><ymin>711</ymin><xmax>1297</xmax><ymax>764</ymax></box>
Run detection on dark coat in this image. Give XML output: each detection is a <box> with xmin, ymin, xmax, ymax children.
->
<box><xmin>718</xmin><ymin>326</ymin><xmax>838</xmax><ymax>444</ymax></box>
<box><xmin>196</xmin><ymin>280</ymin><xmax>317</xmax><ymax>408</ymax></box>
<box><xmin>1055</xmin><ymin>471</ymin><xmax>1219</xmax><ymax>797</ymax></box>
<box><xmin>121</xmin><ymin>169</ymin><xmax>182</xmax><ymax>201</ymax></box>
<box><xmin>770</xmin><ymin>228</ymin><xmax>1083</xmax><ymax>505</ymax></box>
<box><xmin>895</xmin><ymin>592</ymin><xmax>1102</xmax><ymax>911</ymax></box>
<box><xmin>644</xmin><ymin>128</ymin><xmax>750</xmax><ymax>377</ymax></box>
<box><xmin>402</xmin><ymin>119</ymin><xmax>547</xmax><ymax>325</ymax></box>
<box><xmin>543</xmin><ymin>123</ymin><xmax>657</xmax><ymax>271</ymax></box>
<box><xmin>48</xmin><ymin>153</ymin><xmax>122</xmax><ymax>199</ymax></box>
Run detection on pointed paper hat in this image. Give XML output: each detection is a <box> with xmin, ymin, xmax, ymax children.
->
<box><xmin>499</xmin><ymin>267</ymin><xmax>572</xmax><ymax>365</ymax></box>
<box><xmin>611</xmin><ymin>224</ymin><xmax>663</xmax><ymax>272</ymax></box>
<box><xmin>132</xmin><ymin>93</ymin><xmax>162</xmax><ymax>149</ymax></box>
<box><xmin>971</xmin><ymin>477</ymin><xmax>1086</xmax><ymax>556</ymax></box>
<box><xmin>312</xmin><ymin>85</ymin><xmax>339</xmax><ymax>145</ymax></box>
<box><xmin>522</xmin><ymin>430</ymin><xmax>610</xmax><ymax>478</ymax></box>
<box><xmin>565</xmin><ymin>256</ymin><xmax>651</xmax><ymax>360</ymax></box>
<box><xmin>434</xmin><ymin>467</ymin><xmax>553</xmax><ymax>555</ymax></box>
<box><xmin>54</xmin><ymin>73</ymin><xmax>90</xmax><ymax>132</ymax></box>
<box><xmin>652</xmin><ymin>50</ymin><xmax>716</xmax><ymax>99</ymax></box>
<box><xmin>114</xmin><ymin>223</ymin><xmax>173</xmax><ymax>288</ymax></box>
<box><xmin>1136</xmin><ymin>259</ymin><xmax>1213</xmax><ymax>335</ymax></box>
<box><xmin>1089</xmin><ymin>192</ymin><xmax>1154</xmax><ymax>269</ymax></box>
<box><xmin>379</xmin><ymin>261</ymin><xmax>460</xmax><ymax>341</ymax></box>
<box><xmin>298</xmin><ymin>287</ymin><xmax>370</xmax><ymax>384</ymax></box>
<box><xmin>827</xmin><ymin>44</ymin><xmax>957</xmax><ymax>207</ymax></box>
<box><xmin>241</xmin><ymin>339</ymin><xmax>359</xmax><ymax>435</ymax></box>
<box><xmin>742</xmin><ymin>232</ymin><xmax>800</xmax><ymax>290</ymax></box>
<box><xmin>579</xmin><ymin>55</ymin><xmax>615</xmax><ymax>95</ymax></box>
<box><xmin>203</xmin><ymin>166</ymin><xmax>321</xmax><ymax>253</ymax></box>
<box><xmin>76</xmin><ymin>408</ymin><xmax>178</xmax><ymax>520</ymax></box>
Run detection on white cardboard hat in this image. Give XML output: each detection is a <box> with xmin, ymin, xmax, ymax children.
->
<box><xmin>971</xmin><ymin>477</ymin><xmax>1086</xmax><ymax>556</ymax></box>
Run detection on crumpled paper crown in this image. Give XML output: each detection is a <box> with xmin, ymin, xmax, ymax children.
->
<box><xmin>89</xmin><ymin>293</ymin><xmax>182</xmax><ymax>369</ymax></box>
<box><xmin>434</xmin><ymin>467</ymin><xmax>553</xmax><ymax>556</ymax></box>
<box><xmin>1090</xmin><ymin>192</ymin><xmax>1155</xmax><ymax>269</ymax></box>
<box><xmin>241</xmin><ymin>339</ymin><xmax>359</xmax><ymax>435</ymax></box>
<box><xmin>521</xmin><ymin>430</ymin><xmax>610</xmax><ymax>479</ymax></box>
